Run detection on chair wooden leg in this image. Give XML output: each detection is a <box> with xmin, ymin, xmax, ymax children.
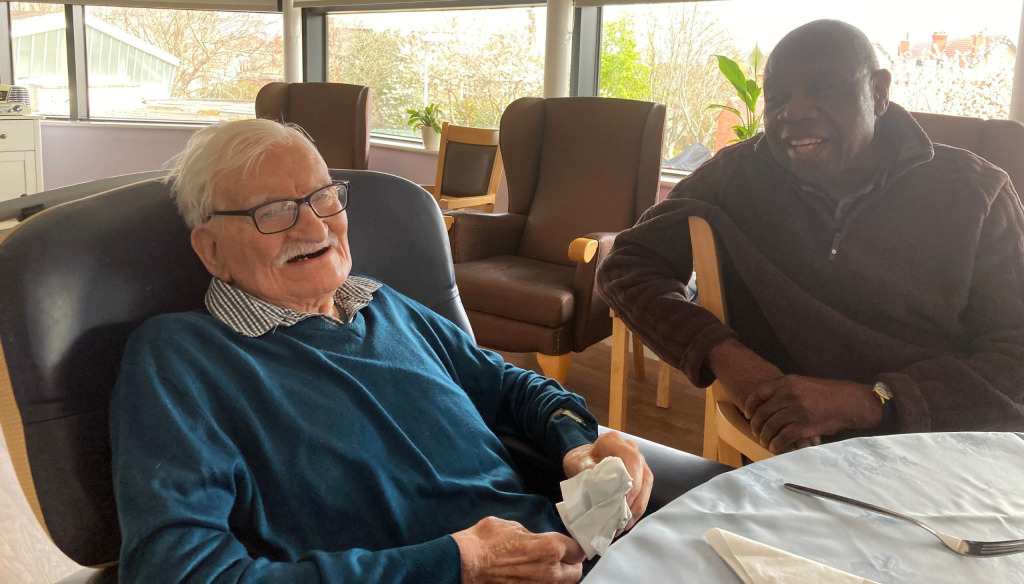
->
<box><xmin>536</xmin><ymin>352</ymin><xmax>571</xmax><ymax>385</ymax></box>
<box><xmin>702</xmin><ymin>386</ymin><xmax>718</xmax><ymax>461</ymax></box>
<box><xmin>717</xmin><ymin>441</ymin><xmax>744</xmax><ymax>468</ymax></box>
<box><xmin>630</xmin><ymin>333</ymin><xmax>645</xmax><ymax>381</ymax></box>
<box><xmin>608</xmin><ymin>316</ymin><xmax>629</xmax><ymax>431</ymax></box>
<box><xmin>656</xmin><ymin>360</ymin><xmax>671</xmax><ymax>408</ymax></box>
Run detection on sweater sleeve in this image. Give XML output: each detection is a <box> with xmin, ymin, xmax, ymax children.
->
<box><xmin>394</xmin><ymin>291</ymin><xmax>598</xmax><ymax>462</ymax></box>
<box><xmin>878</xmin><ymin>181</ymin><xmax>1024</xmax><ymax>433</ymax></box>
<box><xmin>597</xmin><ymin>174</ymin><xmax>738</xmax><ymax>387</ymax></box>
<box><xmin>111</xmin><ymin>338</ymin><xmax>461</xmax><ymax>584</ymax></box>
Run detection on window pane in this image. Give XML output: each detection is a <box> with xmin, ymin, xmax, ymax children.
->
<box><xmin>84</xmin><ymin>7</ymin><xmax>284</xmax><ymax>122</ymax></box>
<box><xmin>10</xmin><ymin>3</ymin><xmax>71</xmax><ymax>117</ymax></box>
<box><xmin>601</xmin><ymin>0</ymin><xmax>1020</xmax><ymax>164</ymax></box>
<box><xmin>328</xmin><ymin>7</ymin><xmax>546</xmax><ymax>139</ymax></box>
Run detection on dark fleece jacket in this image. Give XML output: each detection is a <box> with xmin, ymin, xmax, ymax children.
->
<box><xmin>598</xmin><ymin>104</ymin><xmax>1024</xmax><ymax>434</ymax></box>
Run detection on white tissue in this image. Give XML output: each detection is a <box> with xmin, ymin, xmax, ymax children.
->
<box><xmin>556</xmin><ymin>456</ymin><xmax>633</xmax><ymax>559</ymax></box>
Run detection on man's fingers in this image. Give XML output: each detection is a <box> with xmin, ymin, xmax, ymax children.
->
<box><xmin>552</xmin><ymin>533</ymin><xmax>586</xmax><ymax>564</ymax></box>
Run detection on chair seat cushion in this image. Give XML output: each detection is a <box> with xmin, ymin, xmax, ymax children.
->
<box><xmin>456</xmin><ymin>255</ymin><xmax>575</xmax><ymax>328</ymax></box>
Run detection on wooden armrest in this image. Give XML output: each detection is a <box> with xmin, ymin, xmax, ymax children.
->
<box><xmin>444</xmin><ymin>216</ymin><xmax>453</xmax><ymax>231</ymax></box>
<box><xmin>568</xmin><ymin>237</ymin><xmax>599</xmax><ymax>263</ymax></box>
<box><xmin>420</xmin><ymin>184</ymin><xmax>437</xmax><ymax>195</ymax></box>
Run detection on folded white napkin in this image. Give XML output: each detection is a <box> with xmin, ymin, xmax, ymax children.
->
<box><xmin>556</xmin><ymin>456</ymin><xmax>633</xmax><ymax>559</ymax></box>
<box><xmin>704</xmin><ymin>528</ymin><xmax>879</xmax><ymax>584</ymax></box>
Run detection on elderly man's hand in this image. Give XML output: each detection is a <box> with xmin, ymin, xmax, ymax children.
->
<box><xmin>452</xmin><ymin>517</ymin><xmax>585</xmax><ymax>584</ymax></box>
<box><xmin>744</xmin><ymin>375</ymin><xmax>882</xmax><ymax>453</ymax></box>
<box><xmin>561</xmin><ymin>431</ymin><xmax>653</xmax><ymax>531</ymax></box>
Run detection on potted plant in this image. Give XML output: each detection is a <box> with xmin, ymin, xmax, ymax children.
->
<box><xmin>407</xmin><ymin>104</ymin><xmax>445</xmax><ymax>150</ymax></box>
<box><xmin>707</xmin><ymin>45</ymin><xmax>765</xmax><ymax>144</ymax></box>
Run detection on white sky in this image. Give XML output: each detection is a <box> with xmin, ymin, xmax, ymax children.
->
<box><xmin>333</xmin><ymin>1</ymin><xmax>1024</xmax><ymax>61</ymax></box>
<box><xmin>610</xmin><ymin>0</ymin><xmax>1024</xmax><ymax>55</ymax></box>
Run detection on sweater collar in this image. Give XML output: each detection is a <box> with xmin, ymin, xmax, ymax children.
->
<box><xmin>753</xmin><ymin>102</ymin><xmax>934</xmax><ymax>191</ymax></box>
<box><xmin>205</xmin><ymin>275</ymin><xmax>382</xmax><ymax>337</ymax></box>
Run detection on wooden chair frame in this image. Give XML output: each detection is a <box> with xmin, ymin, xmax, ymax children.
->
<box><xmin>422</xmin><ymin>122</ymin><xmax>502</xmax><ymax>212</ymax></box>
<box><xmin>688</xmin><ymin>216</ymin><xmax>773</xmax><ymax>467</ymax></box>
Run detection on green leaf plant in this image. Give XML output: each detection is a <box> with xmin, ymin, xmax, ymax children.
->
<box><xmin>406</xmin><ymin>103</ymin><xmax>445</xmax><ymax>133</ymax></box>
<box><xmin>707</xmin><ymin>44</ymin><xmax>765</xmax><ymax>143</ymax></box>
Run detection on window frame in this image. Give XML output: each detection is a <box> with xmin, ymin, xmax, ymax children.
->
<box><xmin>3</xmin><ymin>1</ymin><xmax>1024</xmax><ymax>125</ymax></box>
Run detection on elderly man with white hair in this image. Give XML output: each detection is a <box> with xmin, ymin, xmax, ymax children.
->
<box><xmin>109</xmin><ymin>118</ymin><xmax>652</xmax><ymax>584</ymax></box>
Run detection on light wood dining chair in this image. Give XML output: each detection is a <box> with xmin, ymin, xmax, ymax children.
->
<box><xmin>688</xmin><ymin>216</ymin><xmax>773</xmax><ymax>467</ymax></box>
<box><xmin>421</xmin><ymin>122</ymin><xmax>502</xmax><ymax>212</ymax></box>
<box><xmin>607</xmin><ymin>216</ymin><xmax>773</xmax><ymax>466</ymax></box>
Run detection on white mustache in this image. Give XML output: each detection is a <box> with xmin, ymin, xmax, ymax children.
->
<box><xmin>273</xmin><ymin>232</ymin><xmax>340</xmax><ymax>267</ymax></box>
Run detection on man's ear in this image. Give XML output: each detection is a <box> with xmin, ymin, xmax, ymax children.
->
<box><xmin>871</xmin><ymin>69</ymin><xmax>892</xmax><ymax>117</ymax></box>
<box><xmin>191</xmin><ymin>225</ymin><xmax>231</xmax><ymax>283</ymax></box>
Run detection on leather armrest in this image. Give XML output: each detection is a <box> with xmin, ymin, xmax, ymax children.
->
<box><xmin>446</xmin><ymin>211</ymin><xmax>527</xmax><ymax>263</ymax></box>
<box><xmin>500</xmin><ymin>427</ymin><xmax>731</xmax><ymax>514</ymax></box>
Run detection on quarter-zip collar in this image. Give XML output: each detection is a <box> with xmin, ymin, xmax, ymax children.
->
<box><xmin>752</xmin><ymin>103</ymin><xmax>937</xmax><ymax>261</ymax></box>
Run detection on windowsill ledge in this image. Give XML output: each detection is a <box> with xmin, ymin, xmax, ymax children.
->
<box><xmin>36</xmin><ymin>117</ymin><xmax>689</xmax><ymax>186</ymax></box>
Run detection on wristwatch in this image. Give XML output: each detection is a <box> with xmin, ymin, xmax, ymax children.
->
<box><xmin>548</xmin><ymin>408</ymin><xmax>586</xmax><ymax>427</ymax></box>
<box><xmin>872</xmin><ymin>381</ymin><xmax>894</xmax><ymax>405</ymax></box>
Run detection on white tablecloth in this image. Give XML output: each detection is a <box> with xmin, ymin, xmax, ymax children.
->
<box><xmin>585</xmin><ymin>433</ymin><xmax>1024</xmax><ymax>583</ymax></box>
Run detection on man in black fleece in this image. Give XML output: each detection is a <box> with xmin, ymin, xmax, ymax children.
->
<box><xmin>598</xmin><ymin>19</ymin><xmax>1024</xmax><ymax>453</ymax></box>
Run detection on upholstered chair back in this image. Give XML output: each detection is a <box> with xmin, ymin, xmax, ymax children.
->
<box><xmin>501</xmin><ymin>97</ymin><xmax>665</xmax><ymax>267</ymax></box>
<box><xmin>0</xmin><ymin>170</ymin><xmax>465</xmax><ymax>569</ymax></box>
<box><xmin>255</xmin><ymin>82</ymin><xmax>372</xmax><ymax>170</ymax></box>
<box><xmin>912</xmin><ymin>111</ymin><xmax>1024</xmax><ymax>196</ymax></box>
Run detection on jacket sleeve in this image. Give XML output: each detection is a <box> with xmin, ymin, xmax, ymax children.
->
<box><xmin>111</xmin><ymin>348</ymin><xmax>461</xmax><ymax>584</ymax></box>
<box><xmin>597</xmin><ymin>174</ymin><xmax>738</xmax><ymax>388</ymax></box>
<box><xmin>878</xmin><ymin>182</ymin><xmax>1024</xmax><ymax>432</ymax></box>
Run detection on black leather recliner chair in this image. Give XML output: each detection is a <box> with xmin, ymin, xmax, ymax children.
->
<box><xmin>0</xmin><ymin>170</ymin><xmax>729</xmax><ymax>582</ymax></box>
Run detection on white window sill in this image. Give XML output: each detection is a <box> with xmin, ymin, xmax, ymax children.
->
<box><xmin>38</xmin><ymin>118</ymin><xmax>689</xmax><ymax>186</ymax></box>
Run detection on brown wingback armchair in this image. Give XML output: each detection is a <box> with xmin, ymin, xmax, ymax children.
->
<box><xmin>448</xmin><ymin>97</ymin><xmax>666</xmax><ymax>382</ymax></box>
<box><xmin>255</xmin><ymin>82</ymin><xmax>372</xmax><ymax>170</ymax></box>
<box><xmin>911</xmin><ymin>110</ymin><xmax>1024</xmax><ymax>194</ymax></box>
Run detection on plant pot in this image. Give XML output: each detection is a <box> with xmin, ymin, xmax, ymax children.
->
<box><xmin>420</xmin><ymin>126</ymin><xmax>441</xmax><ymax>150</ymax></box>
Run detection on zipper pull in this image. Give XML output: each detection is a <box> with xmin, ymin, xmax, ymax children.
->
<box><xmin>829</xmin><ymin>230</ymin><xmax>842</xmax><ymax>262</ymax></box>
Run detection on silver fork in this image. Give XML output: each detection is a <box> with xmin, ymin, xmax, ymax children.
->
<box><xmin>784</xmin><ymin>483</ymin><xmax>1024</xmax><ymax>557</ymax></box>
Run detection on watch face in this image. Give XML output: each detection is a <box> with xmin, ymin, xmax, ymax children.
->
<box><xmin>874</xmin><ymin>382</ymin><xmax>894</xmax><ymax>400</ymax></box>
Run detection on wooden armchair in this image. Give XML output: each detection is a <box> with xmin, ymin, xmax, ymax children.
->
<box><xmin>607</xmin><ymin>217</ymin><xmax>772</xmax><ymax>467</ymax></box>
<box><xmin>687</xmin><ymin>216</ymin><xmax>773</xmax><ymax>467</ymax></box>
<box><xmin>422</xmin><ymin>122</ymin><xmax>502</xmax><ymax>212</ymax></box>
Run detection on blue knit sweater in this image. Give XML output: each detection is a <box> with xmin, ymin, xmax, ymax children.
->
<box><xmin>110</xmin><ymin>283</ymin><xmax>597</xmax><ymax>583</ymax></box>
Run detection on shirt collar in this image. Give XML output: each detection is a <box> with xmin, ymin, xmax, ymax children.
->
<box><xmin>205</xmin><ymin>275</ymin><xmax>382</xmax><ymax>337</ymax></box>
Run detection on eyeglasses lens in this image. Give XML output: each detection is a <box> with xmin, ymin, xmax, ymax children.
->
<box><xmin>252</xmin><ymin>183</ymin><xmax>347</xmax><ymax>234</ymax></box>
<box><xmin>310</xmin><ymin>184</ymin><xmax>346</xmax><ymax>217</ymax></box>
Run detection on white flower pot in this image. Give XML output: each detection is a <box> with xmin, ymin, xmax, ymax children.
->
<box><xmin>420</xmin><ymin>126</ymin><xmax>441</xmax><ymax>150</ymax></box>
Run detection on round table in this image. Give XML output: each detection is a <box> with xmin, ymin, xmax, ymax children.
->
<box><xmin>585</xmin><ymin>433</ymin><xmax>1024</xmax><ymax>583</ymax></box>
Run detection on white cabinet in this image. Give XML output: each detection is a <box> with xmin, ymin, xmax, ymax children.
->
<box><xmin>0</xmin><ymin>116</ymin><xmax>43</xmax><ymax>202</ymax></box>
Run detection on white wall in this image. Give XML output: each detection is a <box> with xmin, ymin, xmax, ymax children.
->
<box><xmin>39</xmin><ymin>122</ymin><xmax>674</xmax><ymax>209</ymax></box>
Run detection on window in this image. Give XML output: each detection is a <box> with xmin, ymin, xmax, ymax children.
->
<box><xmin>10</xmin><ymin>2</ymin><xmax>71</xmax><ymax>117</ymax></box>
<box><xmin>328</xmin><ymin>7</ymin><xmax>546</xmax><ymax>138</ymax></box>
<box><xmin>84</xmin><ymin>7</ymin><xmax>284</xmax><ymax>122</ymax></box>
<box><xmin>600</xmin><ymin>0</ymin><xmax>1021</xmax><ymax>166</ymax></box>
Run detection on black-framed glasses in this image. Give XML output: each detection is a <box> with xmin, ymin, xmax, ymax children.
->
<box><xmin>209</xmin><ymin>180</ymin><xmax>350</xmax><ymax>234</ymax></box>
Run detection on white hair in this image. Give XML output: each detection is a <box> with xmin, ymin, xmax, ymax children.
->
<box><xmin>167</xmin><ymin>119</ymin><xmax>319</xmax><ymax>229</ymax></box>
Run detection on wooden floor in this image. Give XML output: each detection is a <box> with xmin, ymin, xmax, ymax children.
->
<box><xmin>0</xmin><ymin>341</ymin><xmax>705</xmax><ymax>583</ymax></box>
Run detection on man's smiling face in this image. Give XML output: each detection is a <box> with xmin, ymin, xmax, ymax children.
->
<box><xmin>762</xmin><ymin>34</ymin><xmax>890</xmax><ymax>194</ymax></box>
<box><xmin>192</xmin><ymin>140</ymin><xmax>352</xmax><ymax>315</ymax></box>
